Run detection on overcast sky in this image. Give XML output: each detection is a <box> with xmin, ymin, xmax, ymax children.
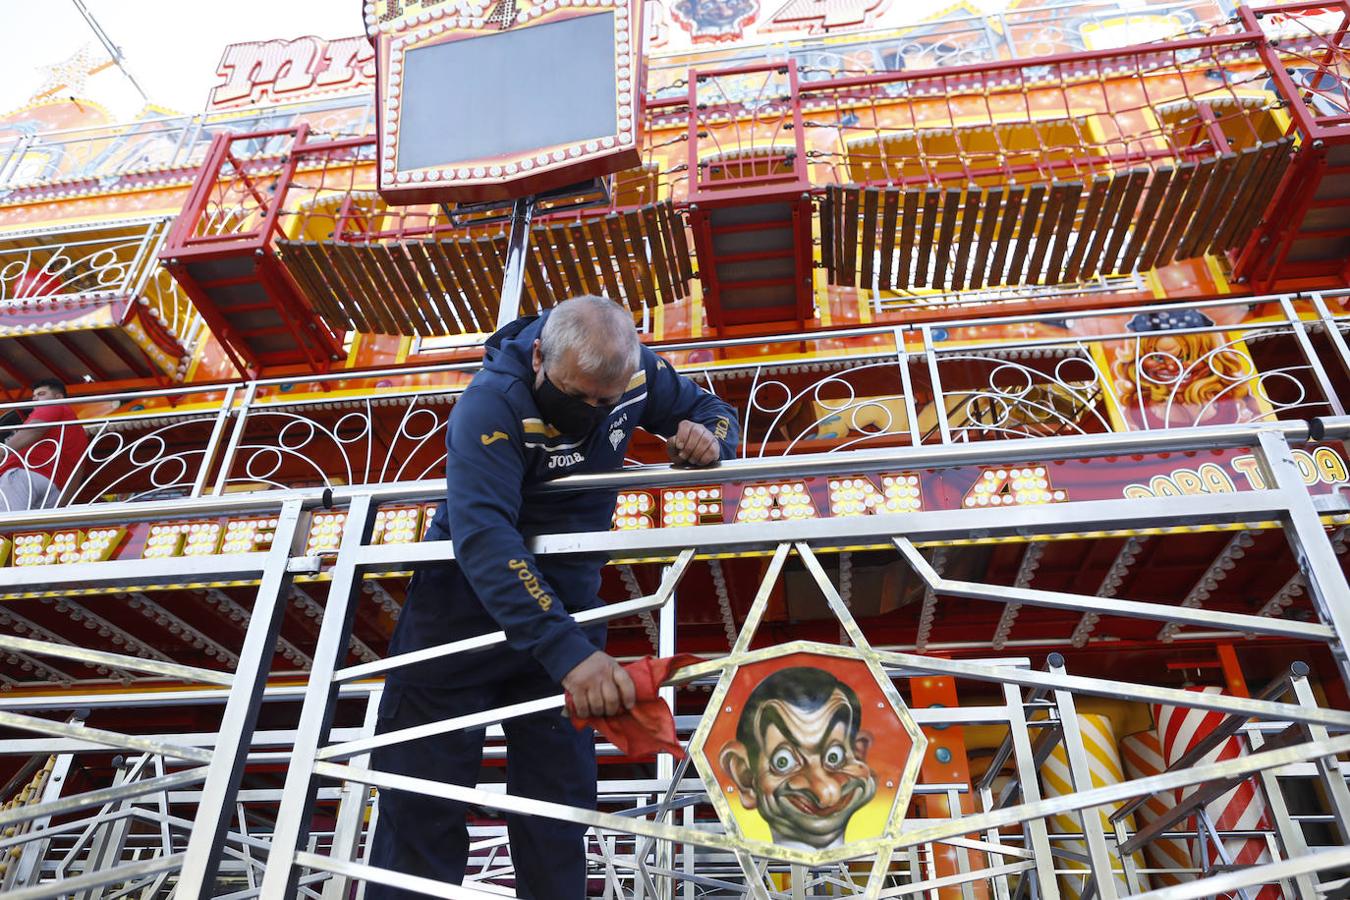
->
<box><xmin>1</xmin><ymin>0</ymin><xmax>362</xmax><ymax>117</ymax></box>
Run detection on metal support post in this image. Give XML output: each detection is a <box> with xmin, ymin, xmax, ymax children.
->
<box><xmin>1110</xmin><ymin>818</ymin><xmax>1143</xmax><ymax>896</ymax></box>
<box><xmin>1289</xmin><ymin>668</ymin><xmax>1350</xmax><ymax>843</ymax></box>
<box><xmin>75</xmin><ymin>756</ymin><xmax>135</xmax><ymax>900</ymax></box>
<box><xmin>321</xmin><ymin>687</ymin><xmax>383</xmax><ymax>900</ymax></box>
<box><xmin>170</xmin><ymin>115</ymin><xmax>203</xmax><ymax>168</ymax></box>
<box><xmin>10</xmin><ymin>752</ymin><xmax>75</xmax><ymax>888</ymax></box>
<box><xmin>0</xmin><ymin>134</ymin><xmax>33</xmax><ymax>189</ymax></box>
<box><xmin>980</xmin><ymin>782</ymin><xmax>1014</xmax><ymax>900</ymax></box>
<box><xmin>680</xmin><ymin>804</ymin><xmax>694</xmax><ymax>900</ymax></box>
<box><xmin>921</xmin><ymin>325</ymin><xmax>952</xmax><ymax>444</ymax></box>
<box><xmin>191</xmin><ymin>384</ymin><xmax>238</xmax><ymax>498</ymax></box>
<box><xmin>734</xmin><ymin>849</ymin><xmax>771</xmax><ymax>900</ymax></box>
<box><xmin>1309</xmin><ymin>292</ymin><xmax>1350</xmax><ymax>387</ymax></box>
<box><xmin>922</xmin><ymin>837</ymin><xmax>940</xmax><ymax>894</ymax></box>
<box><xmin>1256</xmin><ymin>430</ymin><xmax>1350</xmax><ymax>684</ymax></box>
<box><xmin>1047</xmin><ymin>654</ymin><xmax>1118</xmax><ymax>900</ymax></box>
<box><xmin>175</xmin><ymin>497</ymin><xmax>306</xmax><ymax>896</ymax></box>
<box><xmin>124</xmin><ymin>222</ymin><xmax>160</xmax><ymax>300</ymax></box>
<box><xmin>152</xmin><ymin>754</ymin><xmax>173</xmax><ymax>866</ymax></box>
<box><xmin>947</xmin><ymin>786</ymin><xmax>978</xmax><ymax>900</ymax></box>
<box><xmin>656</xmin><ymin>568</ymin><xmax>677</xmax><ymax>900</ymax></box>
<box><xmin>1278</xmin><ymin>294</ymin><xmax>1345</xmax><ymax>415</ymax></box>
<box><xmin>1197</xmin><ymin>810</ymin><xmax>1258</xmax><ymax>900</ymax></box>
<box><xmin>903</xmin><ymin>843</ymin><xmax>922</xmax><ymax>892</ymax></box>
<box><xmin>235</xmin><ymin>801</ymin><xmax>259</xmax><ymax>890</ymax></box>
<box><xmin>357</xmin><ymin>790</ymin><xmax>381</xmax><ymax>900</ymax></box>
<box><xmin>1002</xmin><ymin>683</ymin><xmax>1059</xmax><ymax>899</ymax></box>
<box><xmin>258</xmin><ymin>494</ymin><xmax>377</xmax><ymax>899</ymax></box>
<box><xmin>210</xmin><ymin>380</ymin><xmax>257</xmax><ymax>497</ymax></box>
<box><xmin>895</xmin><ymin>326</ymin><xmax>923</xmax><ymax>447</ymax></box>
<box><xmin>497</xmin><ymin>195</ymin><xmax>536</xmax><ymax>330</ymax></box>
<box><xmin>1247</xmin><ymin>726</ymin><xmax>1318</xmax><ymax>898</ymax></box>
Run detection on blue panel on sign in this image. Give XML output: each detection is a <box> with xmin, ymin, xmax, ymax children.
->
<box><xmin>397</xmin><ymin>12</ymin><xmax>618</xmax><ymax>170</ymax></box>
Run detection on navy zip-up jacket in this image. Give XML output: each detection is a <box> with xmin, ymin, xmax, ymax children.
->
<box><xmin>391</xmin><ymin>312</ymin><xmax>738</xmax><ymax>686</ymax></box>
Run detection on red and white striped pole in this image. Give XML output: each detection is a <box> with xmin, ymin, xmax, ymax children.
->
<box><xmin>1153</xmin><ymin>687</ymin><xmax>1284</xmax><ymax>900</ymax></box>
<box><xmin>1120</xmin><ymin>730</ymin><xmax>1195</xmax><ymax>888</ymax></box>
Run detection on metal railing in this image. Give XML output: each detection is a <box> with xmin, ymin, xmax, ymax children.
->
<box><xmin>0</xmin><ymin>288</ymin><xmax>1347</xmax><ymax>514</ymax></box>
<box><xmin>0</xmin><ymin>424</ymin><xmax>1348</xmax><ymax>897</ymax></box>
<box><xmin>0</xmin><ymin>1</ymin><xmax>1242</xmax><ymax>198</ymax></box>
<box><xmin>645</xmin><ymin>0</ymin><xmax>1241</xmax><ymax>99</ymax></box>
<box><xmin>0</xmin><ymin>0</ymin><xmax>1307</xmax><ymax>226</ymax></box>
<box><xmin>0</xmin><ymin>217</ymin><xmax>204</xmax><ymax>382</ymax></box>
<box><xmin>0</xmin><ymin>96</ymin><xmax>376</xmax><ymax>197</ymax></box>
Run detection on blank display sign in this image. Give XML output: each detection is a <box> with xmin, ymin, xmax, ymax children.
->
<box><xmin>397</xmin><ymin>13</ymin><xmax>618</xmax><ymax>171</ymax></box>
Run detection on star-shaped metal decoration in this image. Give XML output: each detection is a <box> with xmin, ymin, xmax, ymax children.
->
<box><xmin>31</xmin><ymin>43</ymin><xmax>110</xmax><ymax>102</ymax></box>
<box><xmin>667</xmin><ymin>542</ymin><xmax>927</xmax><ymax>895</ymax></box>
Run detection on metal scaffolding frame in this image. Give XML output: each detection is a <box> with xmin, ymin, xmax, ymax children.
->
<box><xmin>1</xmin><ymin>285</ymin><xmax>1349</xmax><ymax>517</ymax></box>
<box><xmin>0</xmin><ymin>419</ymin><xmax>1348</xmax><ymax>897</ymax></box>
<box><xmin>3</xmin><ymin>1</ymin><xmax>1350</xmax><ymax>893</ymax></box>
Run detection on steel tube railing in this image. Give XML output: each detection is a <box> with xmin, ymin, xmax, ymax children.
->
<box><xmin>0</xmin><ymin>287</ymin><xmax>1342</xmax><ymax>517</ymax></box>
<box><xmin>0</xmin><ymin>415</ymin><xmax>1334</xmax><ymax>534</ymax></box>
<box><xmin>245</xmin><ymin>455</ymin><xmax>1350</xmax><ymax>896</ymax></box>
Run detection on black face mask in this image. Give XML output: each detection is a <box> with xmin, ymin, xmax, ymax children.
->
<box><xmin>534</xmin><ymin>371</ymin><xmax>613</xmax><ymax>436</ymax></box>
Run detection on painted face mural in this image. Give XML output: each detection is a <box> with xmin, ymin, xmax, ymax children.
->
<box><xmin>671</xmin><ymin>0</ymin><xmax>761</xmax><ymax>40</ymax></box>
<box><xmin>718</xmin><ymin>667</ymin><xmax>877</xmax><ymax>849</ymax></box>
<box><xmin>694</xmin><ymin>650</ymin><xmax>922</xmax><ymax>861</ymax></box>
<box><xmin>1095</xmin><ymin>308</ymin><xmax>1267</xmax><ymax>430</ymax></box>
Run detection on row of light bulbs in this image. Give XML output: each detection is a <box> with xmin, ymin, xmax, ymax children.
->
<box><xmin>12</xmin><ymin>528</ymin><xmax>124</xmax><ymax>566</ymax></box>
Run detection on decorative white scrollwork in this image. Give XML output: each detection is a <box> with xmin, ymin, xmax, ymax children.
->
<box><xmin>0</xmin><ymin>219</ymin><xmax>200</xmax><ymax>379</ymax></box>
<box><xmin>1112</xmin><ymin>327</ymin><xmax>1331</xmax><ymax>429</ymax></box>
<box><xmin>221</xmin><ymin>391</ymin><xmax>455</xmax><ymax>492</ymax></box>
<box><xmin>66</xmin><ymin>416</ymin><xmax>222</xmax><ymax>504</ymax></box>
<box><xmin>0</xmin><ymin>236</ymin><xmax>140</xmax><ymax>303</ymax></box>
<box><xmin>936</xmin><ymin>350</ymin><xmax>1114</xmax><ymax>442</ymax></box>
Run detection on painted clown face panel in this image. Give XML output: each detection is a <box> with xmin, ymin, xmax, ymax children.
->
<box><xmin>698</xmin><ymin>653</ymin><xmax>919</xmax><ymax>853</ymax></box>
<box><xmin>720</xmin><ymin>669</ymin><xmax>876</xmax><ymax>848</ymax></box>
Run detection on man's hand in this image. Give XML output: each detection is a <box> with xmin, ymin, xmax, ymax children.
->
<box><xmin>666</xmin><ymin>420</ymin><xmax>720</xmax><ymax>468</ymax></box>
<box><xmin>562</xmin><ymin>650</ymin><xmax>637</xmax><ymax>718</ymax></box>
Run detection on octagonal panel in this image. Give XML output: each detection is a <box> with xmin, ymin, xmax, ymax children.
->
<box><xmin>689</xmin><ymin>644</ymin><xmax>925</xmax><ymax>864</ymax></box>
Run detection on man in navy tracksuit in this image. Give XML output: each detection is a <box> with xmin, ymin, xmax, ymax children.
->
<box><xmin>369</xmin><ymin>296</ymin><xmax>738</xmax><ymax>898</ymax></box>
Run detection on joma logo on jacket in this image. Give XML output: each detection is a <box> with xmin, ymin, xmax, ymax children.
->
<box><xmin>508</xmin><ymin>558</ymin><xmax>554</xmax><ymax>611</ymax></box>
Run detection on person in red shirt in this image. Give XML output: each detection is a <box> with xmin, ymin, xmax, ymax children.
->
<box><xmin>0</xmin><ymin>379</ymin><xmax>89</xmax><ymax>512</ymax></box>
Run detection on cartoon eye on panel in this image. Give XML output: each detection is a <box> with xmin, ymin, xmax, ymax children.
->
<box><xmin>691</xmin><ymin>649</ymin><xmax>924</xmax><ymax>861</ymax></box>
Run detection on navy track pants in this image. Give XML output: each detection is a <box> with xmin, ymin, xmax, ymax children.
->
<box><xmin>366</xmin><ymin>566</ymin><xmax>601</xmax><ymax>899</ymax></box>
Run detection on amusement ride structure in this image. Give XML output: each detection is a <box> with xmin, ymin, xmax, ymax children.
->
<box><xmin>1</xmin><ymin>0</ymin><xmax>1350</xmax><ymax>896</ymax></box>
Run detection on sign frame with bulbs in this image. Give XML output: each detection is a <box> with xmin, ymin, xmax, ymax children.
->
<box><xmin>367</xmin><ymin>0</ymin><xmax>644</xmax><ymax>205</ymax></box>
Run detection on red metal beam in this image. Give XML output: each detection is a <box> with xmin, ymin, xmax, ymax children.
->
<box><xmin>1240</xmin><ymin>5</ymin><xmax>1325</xmax><ymax>140</ymax></box>
<box><xmin>12</xmin><ymin>335</ymin><xmax>75</xmax><ymax>384</ymax></box>
<box><xmin>90</xmin><ymin>326</ymin><xmax>159</xmax><ymax>382</ymax></box>
<box><xmin>49</xmin><ymin>331</ymin><xmax>107</xmax><ymax>382</ymax></box>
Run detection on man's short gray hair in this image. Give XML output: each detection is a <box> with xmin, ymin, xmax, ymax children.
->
<box><xmin>540</xmin><ymin>295</ymin><xmax>641</xmax><ymax>385</ymax></box>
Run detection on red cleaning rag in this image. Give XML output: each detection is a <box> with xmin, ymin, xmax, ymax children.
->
<box><xmin>566</xmin><ymin>654</ymin><xmax>701</xmax><ymax>759</ymax></box>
